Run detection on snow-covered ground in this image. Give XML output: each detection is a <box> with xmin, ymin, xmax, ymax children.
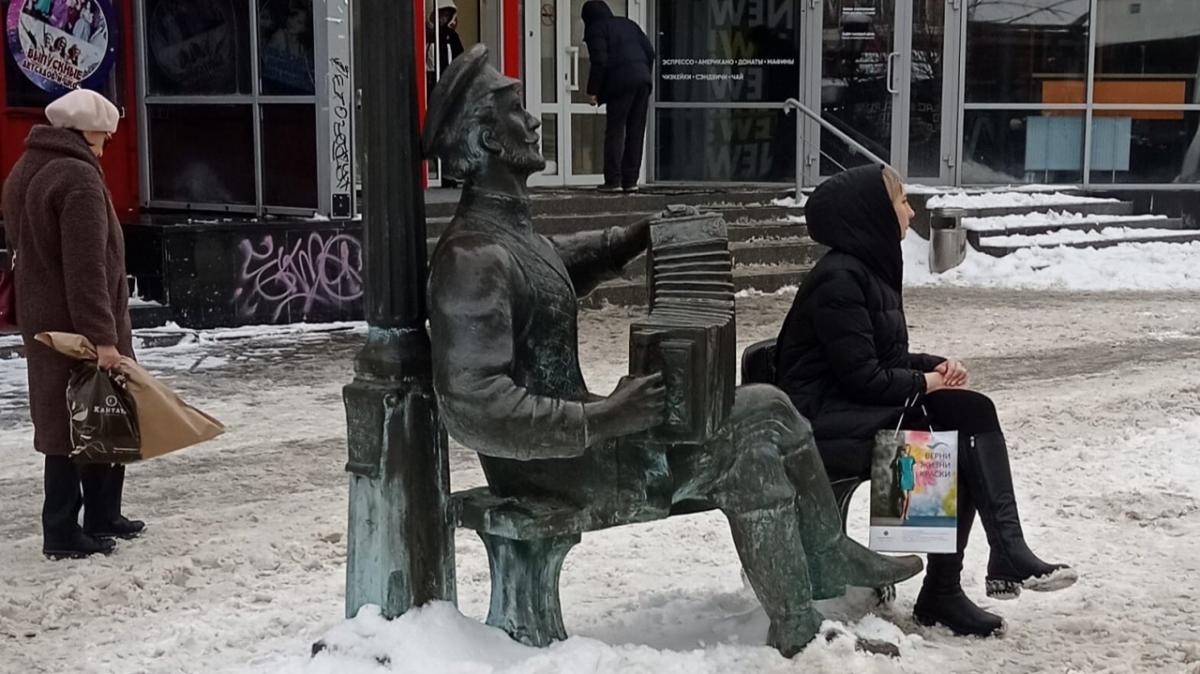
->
<box><xmin>3</xmin><ymin>282</ymin><xmax>1200</xmax><ymax>673</ymax></box>
<box><xmin>925</xmin><ymin>191</ymin><xmax>1119</xmax><ymax>210</ymax></box>
<box><xmin>978</xmin><ymin>227</ymin><xmax>1197</xmax><ymax>248</ymax></box>
<box><xmin>904</xmin><ymin>234</ymin><xmax>1200</xmax><ymax>291</ymax></box>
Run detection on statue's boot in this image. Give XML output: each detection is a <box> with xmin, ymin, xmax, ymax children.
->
<box><xmin>966</xmin><ymin>432</ymin><xmax>1076</xmax><ymax>599</ymax></box>
<box><xmin>725</xmin><ymin>502</ymin><xmax>823</xmax><ymax>658</ymax></box>
<box><xmin>913</xmin><ymin>474</ymin><xmax>1006</xmax><ymax>637</ymax></box>
<box><xmin>782</xmin><ymin>443</ymin><xmax>923</xmax><ymax>599</ymax></box>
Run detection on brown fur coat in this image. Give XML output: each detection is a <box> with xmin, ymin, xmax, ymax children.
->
<box><xmin>1</xmin><ymin>126</ymin><xmax>133</xmax><ymax>455</ymax></box>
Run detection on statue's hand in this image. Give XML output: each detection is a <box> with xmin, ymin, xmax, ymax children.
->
<box><xmin>587</xmin><ymin>373</ymin><xmax>667</xmax><ymax>443</ymax></box>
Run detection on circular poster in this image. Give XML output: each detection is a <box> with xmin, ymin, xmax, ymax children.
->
<box><xmin>5</xmin><ymin>0</ymin><xmax>119</xmax><ymax>96</ymax></box>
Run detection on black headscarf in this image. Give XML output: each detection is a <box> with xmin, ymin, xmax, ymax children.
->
<box><xmin>805</xmin><ymin>164</ymin><xmax>902</xmax><ymax>290</ymax></box>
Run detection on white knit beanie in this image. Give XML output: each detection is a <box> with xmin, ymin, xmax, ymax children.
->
<box><xmin>45</xmin><ymin>89</ymin><xmax>120</xmax><ymax>134</ymax></box>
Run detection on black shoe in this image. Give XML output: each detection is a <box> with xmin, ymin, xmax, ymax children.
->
<box><xmin>44</xmin><ymin>531</ymin><xmax>116</xmax><ymax>560</ymax></box>
<box><xmin>622</xmin><ymin>185</ymin><xmax>640</xmax><ymax>193</ymax></box>
<box><xmin>596</xmin><ymin>184</ymin><xmax>621</xmax><ymax>193</ymax></box>
<box><xmin>85</xmin><ymin>515</ymin><xmax>145</xmax><ymax>540</ymax></box>
<box><xmin>913</xmin><ymin>585</ymin><xmax>1006</xmax><ymax>637</ymax></box>
<box><xmin>966</xmin><ymin>432</ymin><xmax>1077</xmax><ymax>599</ymax></box>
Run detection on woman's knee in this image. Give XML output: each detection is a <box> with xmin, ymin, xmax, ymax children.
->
<box><xmin>926</xmin><ymin>389</ymin><xmax>1000</xmax><ymax>434</ymax></box>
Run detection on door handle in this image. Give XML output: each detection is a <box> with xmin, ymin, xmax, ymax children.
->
<box><xmin>566</xmin><ymin>46</ymin><xmax>580</xmax><ymax>91</ymax></box>
<box><xmin>886</xmin><ymin>52</ymin><xmax>900</xmax><ymax>94</ymax></box>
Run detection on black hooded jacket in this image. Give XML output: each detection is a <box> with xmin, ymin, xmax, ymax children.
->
<box><xmin>774</xmin><ymin>165</ymin><xmax>945</xmax><ymax>480</ymax></box>
<box><xmin>581</xmin><ymin>1</ymin><xmax>655</xmax><ymax>104</ymax></box>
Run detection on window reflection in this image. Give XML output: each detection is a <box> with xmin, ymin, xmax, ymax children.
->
<box><xmin>145</xmin><ymin>0</ymin><xmax>251</xmax><ymax>95</ymax></box>
<box><xmin>258</xmin><ymin>0</ymin><xmax>315</xmax><ymax>96</ymax></box>
<box><xmin>965</xmin><ymin>0</ymin><xmax>1089</xmax><ymax>104</ymax></box>
<box><xmin>1095</xmin><ymin>0</ymin><xmax>1200</xmax><ymax>105</ymax></box>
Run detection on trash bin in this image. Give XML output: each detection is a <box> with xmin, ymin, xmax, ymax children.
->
<box><xmin>928</xmin><ymin>207</ymin><xmax>967</xmax><ymax>274</ymax></box>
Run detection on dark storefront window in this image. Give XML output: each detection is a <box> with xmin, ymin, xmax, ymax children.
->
<box><xmin>142</xmin><ymin>0</ymin><xmax>321</xmax><ymax>211</ymax></box>
<box><xmin>258</xmin><ymin>0</ymin><xmax>315</xmax><ymax>96</ymax></box>
<box><xmin>1094</xmin><ymin>0</ymin><xmax>1200</xmax><ymax>105</ymax></box>
<box><xmin>965</xmin><ymin>0</ymin><xmax>1089</xmax><ymax>104</ymax></box>
<box><xmin>144</xmin><ymin>0</ymin><xmax>253</xmax><ymax>96</ymax></box>
<box><xmin>1089</xmin><ymin>111</ymin><xmax>1200</xmax><ymax>185</ymax></box>
<box><xmin>961</xmin><ymin>109</ymin><xmax>1085</xmax><ymax>184</ymax></box>
<box><xmin>261</xmin><ymin>104</ymin><xmax>317</xmax><ymax>206</ymax></box>
<box><xmin>657</xmin><ymin>108</ymin><xmax>795</xmax><ymax>182</ymax></box>
<box><xmin>657</xmin><ymin>0</ymin><xmax>799</xmax><ymax>104</ymax></box>
<box><xmin>148</xmin><ymin>104</ymin><xmax>256</xmax><ymax>204</ymax></box>
<box><xmin>655</xmin><ymin>0</ymin><xmax>800</xmax><ymax>181</ymax></box>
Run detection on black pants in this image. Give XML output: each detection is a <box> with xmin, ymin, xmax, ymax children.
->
<box><xmin>603</xmin><ymin>85</ymin><xmax>651</xmax><ymax>188</ymax></box>
<box><xmin>910</xmin><ymin>389</ymin><xmax>1002</xmax><ymax>437</ymax></box>
<box><xmin>43</xmin><ymin>456</ymin><xmax>125</xmax><ymax>541</ymax></box>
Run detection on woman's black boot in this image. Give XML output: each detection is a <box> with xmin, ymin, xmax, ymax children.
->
<box><xmin>965</xmin><ymin>432</ymin><xmax>1076</xmax><ymax>599</ymax></box>
<box><xmin>911</xmin><ymin>479</ymin><xmax>1005</xmax><ymax>637</ymax></box>
<box><xmin>82</xmin><ymin>464</ymin><xmax>145</xmax><ymax>539</ymax></box>
<box><xmin>913</xmin><ymin>554</ymin><xmax>1006</xmax><ymax>637</ymax></box>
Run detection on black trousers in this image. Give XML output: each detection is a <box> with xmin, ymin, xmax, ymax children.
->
<box><xmin>909</xmin><ymin>389</ymin><xmax>1002</xmax><ymax>436</ymax></box>
<box><xmin>603</xmin><ymin>85</ymin><xmax>651</xmax><ymax>188</ymax></box>
<box><xmin>43</xmin><ymin>456</ymin><xmax>125</xmax><ymax>540</ymax></box>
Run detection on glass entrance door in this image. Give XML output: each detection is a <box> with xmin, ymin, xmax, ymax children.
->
<box><xmin>526</xmin><ymin>0</ymin><xmax>641</xmax><ymax>186</ymax></box>
<box><xmin>814</xmin><ymin>0</ymin><xmax>958</xmax><ymax>184</ymax></box>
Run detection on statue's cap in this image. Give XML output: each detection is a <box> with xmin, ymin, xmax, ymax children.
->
<box><xmin>423</xmin><ymin>44</ymin><xmax>520</xmax><ymax>158</ymax></box>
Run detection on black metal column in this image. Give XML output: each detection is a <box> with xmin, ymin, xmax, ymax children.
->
<box><xmin>343</xmin><ymin>0</ymin><xmax>455</xmax><ymax>619</ymax></box>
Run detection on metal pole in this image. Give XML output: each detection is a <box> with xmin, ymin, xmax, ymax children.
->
<box><xmin>343</xmin><ymin>0</ymin><xmax>455</xmax><ymax>620</ymax></box>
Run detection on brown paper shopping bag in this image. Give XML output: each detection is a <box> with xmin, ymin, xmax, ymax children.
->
<box><xmin>36</xmin><ymin>332</ymin><xmax>226</xmax><ymax>460</ymax></box>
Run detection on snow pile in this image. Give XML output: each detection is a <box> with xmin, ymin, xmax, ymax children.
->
<box><xmin>979</xmin><ymin>227</ymin><xmax>1195</xmax><ymax>248</ymax></box>
<box><xmin>926</xmin><ymin>191</ymin><xmax>1118</xmax><ymax>210</ymax></box>
<box><xmin>962</xmin><ymin>211</ymin><xmax>1166</xmax><ymax>233</ymax></box>
<box><xmin>772</xmin><ymin>194</ymin><xmax>808</xmax><ymax>208</ymax></box>
<box><xmin>299</xmin><ymin>602</ymin><xmax>922</xmax><ymax>674</ymax></box>
<box><xmin>904</xmin><ymin>233</ymin><xmax>1200</xmax><ymax>291</ymax></box>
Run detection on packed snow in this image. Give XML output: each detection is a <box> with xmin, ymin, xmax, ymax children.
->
<box><xmin>925</xmin><ymin>191</ymin><xmax>1119</xmax><ymax>210</ymax></box>
<box><xmin>978</xmin><ymin>227</ymin><xmax>1197</xmax><ymax>248</ymax></box>
<box><xmin>962</xmin><ymin>211</ymin><xmax>1167</xmax><ymax>234</ymax></box>
<box><xmin>904</xmin><ymin>233</ymin><xmax>1200</xmax><ymax>291</ymax></box>
<box><xmin>772</xmin><ymin>195</ymin><xmax>808</xmax><ymax>208</ymax></box>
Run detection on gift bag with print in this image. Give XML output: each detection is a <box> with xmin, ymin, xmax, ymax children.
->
<box><xmin>869</xmin><ymin>401</ymin><xmax>958</xmax><ymax>554</ymax></box>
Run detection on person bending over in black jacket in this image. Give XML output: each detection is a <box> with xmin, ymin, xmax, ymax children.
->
<box><xmin>581</xmin><ymin>0</ymin><xmax>654</xmax><ymax>193</ymax></box>
<box><xmin>774</xmin><ymin>164</ymin><xmax>1076</xmax><ymax>638</ymax></box>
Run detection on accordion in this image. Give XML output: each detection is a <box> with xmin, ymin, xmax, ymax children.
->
<box><xmin>629</xmin><ymin>206</ymin><xmax>736</xmax><ymax>444</ymax></box>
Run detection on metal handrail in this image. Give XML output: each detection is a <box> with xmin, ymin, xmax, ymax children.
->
<box><xmin>783</xmin><ymin>98</ymin><xmax>895</xmax><ymax>198</ymax></box>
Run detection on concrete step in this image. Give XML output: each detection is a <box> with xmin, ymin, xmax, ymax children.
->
<box><xmin>921</xmin><ymin>195</ymin><xmax>1135</xmax><ymax>220</ymax></box>
<box><xmin>974</xmin><ymin>228</ymin><xmax>1200</xmax><ymax>257</ymax></box>
<box><xmin>425</xmin><ymin>204</ymin><xmax>802</xmax><ymax>239</ymax></box>
<box><xmin>583</xmin><ymin>263</ymin><xmax>812</xmax><ymax>307</ymax></box>
<box><xmin>424</xmin><ymin>186</ymin><xmax>791</xmax><ymax>219</ymax></box>
<box><xmin>130</xmin><ymin>301</ymin><xmax>174</xmax><ymax>329</ymax></box>
<box><xmin>964</xmin><ymin>215</ymin><xmax>1183</xmax><ymax>247</ymax></box>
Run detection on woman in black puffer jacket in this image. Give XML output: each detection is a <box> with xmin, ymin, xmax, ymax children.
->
<box><xmin>774</xmin><ymin>164</ymin><xmax>1076</xmax><ymax>638</ymax></box>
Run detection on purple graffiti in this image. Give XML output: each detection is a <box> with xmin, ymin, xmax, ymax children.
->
<box><xmin>233</xmin><ymin>233</ymin><xmax>364</xmax><ymax>321</ymax></box>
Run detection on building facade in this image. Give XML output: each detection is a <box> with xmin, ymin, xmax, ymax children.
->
<box><xmin>0</xmin><ymin>1</ymin><xmax>1197</xmax><ymax>327</ymax></box>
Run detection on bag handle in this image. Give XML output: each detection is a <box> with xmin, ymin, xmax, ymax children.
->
<box><xmin>893</xmin><ymin>396</ymin><xmax>936</xmax><ymax>435</ymax></box>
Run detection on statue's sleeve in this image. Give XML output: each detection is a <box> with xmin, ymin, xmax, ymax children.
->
<box><xmin>549</xmin><ymin>224</ymin><xmax>646</xmax><ymax>297</ymax></box>
<box><xmin>429</xmin><ymin>236</ymin><xmax>592</xmax><ymax>460</ymax></box>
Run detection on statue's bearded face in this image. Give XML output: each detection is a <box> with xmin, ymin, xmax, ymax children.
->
<box><xmin>487</xmin><ymin>86</ymin><xmax>547</xmax><ymax>174</ymax></box>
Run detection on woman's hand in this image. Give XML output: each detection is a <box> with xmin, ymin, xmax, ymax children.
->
<box><xmin>96</xmin><ymin>345</ymin><xmax>123</xmax><ymax>370</ymax></box>
<box><xmin>924</xmin><ymin>371</ymin><xmax>946</xmax><ymax>393</ymax></box>
<box><xmin>935</xmin><ymin>359</ymin><xmax>969</xmax><ymax>388</ymax></box>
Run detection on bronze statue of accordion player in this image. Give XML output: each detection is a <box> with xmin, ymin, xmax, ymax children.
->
<box><xmin>424</xmin><ymin>45</ymin><xmax>922</xmax><ymax>656</ymax></box>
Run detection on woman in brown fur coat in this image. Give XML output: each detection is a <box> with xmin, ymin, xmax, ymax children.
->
<box><xmin>1</xmin><ymin>89</ymin><xmax>144</xmax><ymax>559</ymax></box>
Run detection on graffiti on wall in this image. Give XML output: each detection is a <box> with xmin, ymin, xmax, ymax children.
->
<box><xmin>232</xmin><ymin>232</ymin><xmax>363</xmax><ymax>321</ymax></box>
